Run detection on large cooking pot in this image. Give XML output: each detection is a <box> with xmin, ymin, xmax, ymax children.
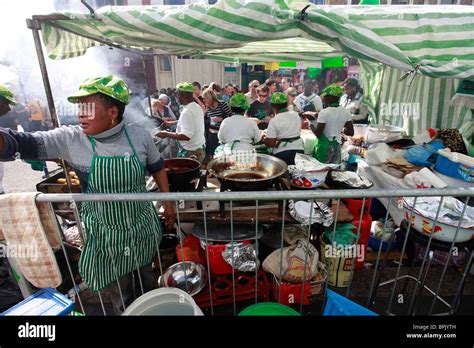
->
<box><xmin>164</xmin><ymin>158</ymin><xmax>201</xmax><ymax>188</ymax></box>
<box><xmin>207</xmin><ymin>154</ymin><xmax>287</xmax><ymax>191</ymax></box>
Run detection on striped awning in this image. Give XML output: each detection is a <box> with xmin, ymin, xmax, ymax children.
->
<box><xmin>39</xmin><ymin>0</ymin><xmax>474</xmax><ymax>79</ymax></box>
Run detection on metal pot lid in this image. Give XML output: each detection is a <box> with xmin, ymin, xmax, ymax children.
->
<box><xmin>193</xmin><ymin>223</ymin><xmax>263</xmax><ymax>242</ymax></box>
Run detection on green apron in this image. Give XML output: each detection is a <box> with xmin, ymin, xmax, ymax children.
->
<box><xmin>177</xmin><ymin>141</ymin><xmax>206</xmax><ymax>162</ymax></box>
<box><xmin>79</xmin><ymin>128</ymin><xmax>162</xmax><ymax>291</ymax></box>
<box><xmin>313</xmin><ymin>133</ymin><xmax>340</xmax><ymax>164</ymax></box>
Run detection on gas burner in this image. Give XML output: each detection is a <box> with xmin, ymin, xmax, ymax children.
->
<box><xmin>218</xmin><ymin>178</ymin><xmax>286</xmax><ymax>217</ymax></box>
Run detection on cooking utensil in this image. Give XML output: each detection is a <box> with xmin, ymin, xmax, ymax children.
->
<box><xmin>193</xmin><ymin>223</ymin><xmax>264</xmax><ymax>242</ymax></box>
<box><xmin>164</xmin><ymin>158</ymin><xmax>201</xmax><ymax>189</ymax></box>
<box><xmin>158</xmin><ymin>261</ymin><xmax>207</xmax><ymax>296</ymax></box>
<box><xmin>207</xmin><ymin>154</ymin><xmax>287</xmax><ymax>191</ymax></box>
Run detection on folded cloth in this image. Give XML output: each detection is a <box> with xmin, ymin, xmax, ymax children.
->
<box><xmin>0</xmin><ymin>193</ymin><xmax>62</xmax><ymax>288</ymax></box>
<box><xmin>385</xmin><ymin>156</ymin><xmax>424</xmax><ymax>175</ymax></box>
<box><xmin>0</xmin><ymin>195</ymin><xmax>61</xmax><ymax>250</ymax></box>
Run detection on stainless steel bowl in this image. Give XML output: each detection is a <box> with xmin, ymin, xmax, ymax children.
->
<box><xmin>159</xmin><ymin>261</ymin><xmax>207</xmax><ymax>296</ymax></box>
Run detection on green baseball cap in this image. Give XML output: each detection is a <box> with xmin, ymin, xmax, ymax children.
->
<box><xmin>321</xmin><ymin>84</ymin><xmax>344</xmax><ymax>98</ymax></box>
<box><xmin>67</xmin><ymin>75</ymin><xmax>130</xmax><ymax>104</ymax></box>
<box><xmin>0</xmin><ymin>84</ymin><xmax>17</xmax><ymax>105</ymax></box>
<box><xmin>230</xmin><ymin>93</ymin><xmax>250</xmax><ymax>110</ymax></box>
<box><xmin>176</xmin><ymin>82</ymin><xmax>195</xmax><ymax>93</ymax></box>
<box><xmin>270</xmin><ymin>92</ymin><xmax>288</xmax><ymax>105</ymax></box>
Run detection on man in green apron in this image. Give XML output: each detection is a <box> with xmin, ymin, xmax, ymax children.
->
<box><xmin>310</xmin><ymin>84</ymin><xmax>354</xmax><ymax>164</ymax></box>
<box><xmin>157</xmin><ymin>82</ymin><xmax>206</xmax><ymax>163</ymax></box>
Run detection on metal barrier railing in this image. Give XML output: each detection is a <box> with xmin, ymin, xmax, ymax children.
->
<box><xmin>31</xmin><ymin>188</ymin><xmax>474</xmax><ymax>316</ymax></box>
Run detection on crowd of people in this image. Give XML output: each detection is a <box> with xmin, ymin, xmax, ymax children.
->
<box><xmin>147</xmin><ymin>76</ymin><xmax>368</xmax><ymax>165</ymax></box>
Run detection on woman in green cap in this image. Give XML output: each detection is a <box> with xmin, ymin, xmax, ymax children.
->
<box><xmin>157</xmin><ymin>81</ymin><xmax>206</xmax><ymax>163</ymax></box>
<box><xmin>218</xmin><ymin>93</ymin><xmax>262</xmax><ymax>156</ymax></box>
<box><xmin>310</xmin><ymin>84</ymin><xmax>354</xmax><ymax>164</ymax></box>
<box><xmin>0</xmin><ymin>76</ymin><xmax>176</xmax><ymax>314</ymax></box>
<box><xmin>264</xmin><ymin>92</ymin><xmax>304</xmax><ymax>165</ymax></box>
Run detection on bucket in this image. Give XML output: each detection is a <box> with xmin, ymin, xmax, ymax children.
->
<box><xmin>238</xmin><ymin>302</ymin><xmax>300</xmax><ymax>316</ymax></box>
<box><xmin>320</xmin><ymin>235</ymin><xmax>355</xmax><ymax>288</ymax></box>
<box><xmin>122</xmin><ymin>288</ymin><xmax>204</xmax><ymax>316</ymax></box>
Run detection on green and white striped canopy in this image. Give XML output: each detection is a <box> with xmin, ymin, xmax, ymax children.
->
<box><xmin>40</xmin><ymin>0</ymin><xmax>474</xmax><ymax>79</ymax></box>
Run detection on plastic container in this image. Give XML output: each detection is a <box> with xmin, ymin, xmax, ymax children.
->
<box><xmin>203</xmin><ymin>240</ymin><xmax>251</xmax><ymax>276</ymax></box>
<box><xmin>352</xmin><ymin>124</ymin><xmax>369</xmax><ymax>141</ymax></box>
<box><xmin>368</xmin><ymin>232</ymin><xmax>399</xmax><ymax>252</ymax></box>
<box><xmin>122</xmin><ymin>288</ymin><xmax>203</xmax><ymax>316</ymax></box>
<box><xmin>403</xmin><ymin>206</ymin><xmax>474</xmax><ymax>243</ymax></box>
<box><xmin>320</xmin><ymin>235</ymin><xmax>354</xmax><ymax>288</ymax></box>
<box><xmin>272</xmin><ymin>262</ymin><xmax>327</xmax><ymax>305</ymax></box>
<box><xmin>194</xmin><ymin>269</ymin><xmax>271</xmax><ymax>308</ymax></box>
<box><xmin>1</xmin><ymin>288</ymin><xmax>75</xmax><ymax>316</ymax></box>
<box><xmin>352</xmin><ymin>215</ymin><xmax>372</xmax><ymax>269</ymax></box>
<box><xmin>342</xmin><ymin>198</ymin><xmax>372</xmax><ymax>269</ymax></box>
<box><xmin>434</xmin><ymin>149</ymin><xmax>474</xmax><ymax>182</ymax></box>
<box><xmin>301</xmin><ymin>129</ymin><xmax>317</xmax><ymax>155</ymax></box>
<box><xmin>289</xmin><ymin>170</ymin><xmax>328</xmax><ymax>189</ymax></box>
<box><xmin>323</xmin><ymin>289</ymin><xmax>378</xmax><ymax>316</ymax></box>
<box><xmin>238</xmin><ymin>302</ymin><xmax>300</xmax><ymax>316</ymax></box>
<box><xmin>433</xmin><ymin>169</ymin><xmax>474</xmax><ymax>188</ymax></box>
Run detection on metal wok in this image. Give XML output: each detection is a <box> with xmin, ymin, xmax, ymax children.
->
<box><xmin>207</xmin><ymin>154</ymin><xmax>287</xmax><ymax>191</ymax></box>
<box><xmin>164</xmin><ymin>158</ymin><xmax>201</xmax><ymax>188</ymax></box>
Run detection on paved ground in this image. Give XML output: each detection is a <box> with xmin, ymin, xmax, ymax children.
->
<box><xmin>2</xmin><ymin>160</ymin><xmax>59</xmax><ymax>193</ymax></box>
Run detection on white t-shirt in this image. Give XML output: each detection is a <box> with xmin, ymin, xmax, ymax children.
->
<box><xmin>315</xmin><ymin>106</ymin><xmax>352</xmax><ymax>144</ymax></box>
<box><xmin>294</xmin><ymin>93</ymin><xmax>323</xmax><ymax>113</ymax></box>
<box><xmin>218</xmin><ymin>114</ymin><xmax>262</xmax><ymax>154</ymax></box>
<box><xmin>266</xmin><ymin>111</ymin><xmax>304</xmax><ymax>154</ymax></box>
<box><xmin>176</xmin><ymin>102</ymin><xmax>205</xmax><ymax>151</ymax></box>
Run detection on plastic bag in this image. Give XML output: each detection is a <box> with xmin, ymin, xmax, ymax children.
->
<box><xmin>323</xmin><ymin>223</ymin><xmax>358</xmax><ymax>246</ymax></box>
<box><xmin>403</xmin><ymin>140</ymin><xmax>444</xmax><ymax>167</ymax></box>
<box><xmin>222</xmin><ymin>242</ymin><xmax>259</xmax><ymax>272</ymax></box>
<box><xmin>263</xmin><ymin>238</ymin><xmax>319</xmax><ymax>283</ymax></box>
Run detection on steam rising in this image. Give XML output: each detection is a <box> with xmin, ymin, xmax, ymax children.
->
<box><xmin>0</xmin><ymin>0</ymin><xmax>155</xmax><ymax>130</ymax></box>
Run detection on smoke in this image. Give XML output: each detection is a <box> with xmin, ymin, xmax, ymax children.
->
<box><xmin>0</xmin><ymin>0</ymin><xmax>153</xmax><ymax>129</ymax></box>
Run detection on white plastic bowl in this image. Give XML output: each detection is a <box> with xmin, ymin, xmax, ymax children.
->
<box><xmin>122</xmin><ymin>288</ymin><xmax>204</xmax><ymax>316</ymax></box>
<box><xmin>289</xmin><ymin>170</ymin><xmax>328</xmax><ymax>189</ymax></box>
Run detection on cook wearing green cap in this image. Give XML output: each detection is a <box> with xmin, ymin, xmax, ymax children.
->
<box><xmin>310</xmin><ymin>83</ymin><xmax>354</xmax><ymax>164</ymax></box>
<box><xmin>217</xmin><ymin>93</ymin><xmax>262</xmax><ymax>156</ymax></box>
<box><xmin>0</xmin><ymin>84</ymin><xmax>17</xmax><ymax>117</ymax></box>
<box><xmin>157</xmin><ymin>81</ymin><xmax>206</xmax><ymax>162</ymax></box>
<box><xmin>0</xmin><ymin>76</ymin><xmax>176</xmax><ymax>313</ymax></box>
<box><xmin>263</xmin><ymin>92</ymin><xmax>304</xmax><ymax>165</ymax></box>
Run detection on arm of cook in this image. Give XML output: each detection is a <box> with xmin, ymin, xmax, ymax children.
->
<box><xmin>263</xmin><ymin>117</ymin><xmax>277</xmax><ymax>148</ymax></box>
<box><xmin>158</xmin><ymin>108</ymin><xmax>193</xmax><ymax>141</ymax></box>
<box><xmin>251</xmin><ymin>120</ymin><xmax>262</xmax><ymax>144</ymax></box>
<box><xmin>0</xmin><ymin>126</ymin><xmax>77</xmax><ymax>162</ymax></box>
